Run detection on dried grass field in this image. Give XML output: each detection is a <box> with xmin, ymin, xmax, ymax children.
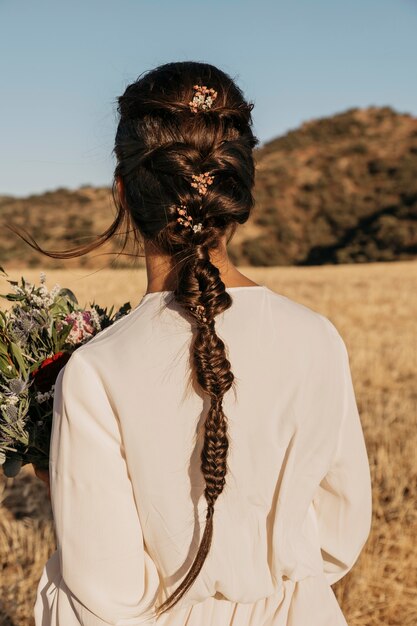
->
<box><xmin>1</xmin><ymin>261</ymin><xmax>416</xmax><ymax>626</ymax></box>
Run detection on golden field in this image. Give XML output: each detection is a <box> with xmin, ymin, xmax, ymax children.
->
<box><xmin>0</xmin><ymin>260</ymin><xmax>416</xmax><ymax>626</ymax></box>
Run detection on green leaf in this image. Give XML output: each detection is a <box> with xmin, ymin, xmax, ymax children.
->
<box><xmin>58</xmin><ymin>287</ymin><xmax>78</xmax><ymax>304</ymax></box>
<box><xmin>118</xmin><ymin>302</ymin><xmax>132</xmax><ymax>316</ymax></box>
<box><xmin>0</xmin><ymin>423</ymin><xmax>19</xmax><ymax>437</ymax></box>
<box><xmin>0</xmin><ymin>356</ymin><xmax>13</xmax><ymax>376</ymax></box>
<box><xmin>58</xmin><ymin>322</ymin><xmax>73</xmax><ymax>345</ymax></box>
<box><xmin>9</xmin><ymin>342</ymin><xmax>27</xmax><ymax>377</ymax></box>
<box><xmin>51</xmin><ymin>321</ymin><xmax>57</xmax><ymax>347</ymax></box>
<box><xmin>0</xmin><ymin>293</ymin><xmax>25</xmax><ymax>301</ymax></box>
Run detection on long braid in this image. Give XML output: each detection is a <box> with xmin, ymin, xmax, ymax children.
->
<box><xmin>154</xmin><ymin>240</ymin><xmax>234</xmax><ymax>617</ymax></box>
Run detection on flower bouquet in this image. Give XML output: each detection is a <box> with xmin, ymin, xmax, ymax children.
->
<box><xmin>0</xmin><ymin>267</ymin><xmax>131</xmax><ymax>477</ymax></box>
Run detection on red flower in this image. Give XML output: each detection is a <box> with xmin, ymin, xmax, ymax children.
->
<box><xmin>31</xmin><ymin>351</ymin><xmax>72</xmax><ymax>393</ymax></box>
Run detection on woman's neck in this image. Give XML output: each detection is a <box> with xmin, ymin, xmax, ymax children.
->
<box><xmin>143</xmin><ymin>237</ymin><xmax>259</xmax><ymax>293</ymax></box>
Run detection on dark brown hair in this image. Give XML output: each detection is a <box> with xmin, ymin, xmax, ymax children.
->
<box><xmin>7</xmin><ymin>61</ymin><xmax>259</xmax><ymax>617</ymax></box>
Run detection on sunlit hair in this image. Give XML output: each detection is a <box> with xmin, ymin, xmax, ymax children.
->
<box><xmin>6</xmin><ymin>61</ymin><xmax>259</xmax><ymax>617</ymax></box>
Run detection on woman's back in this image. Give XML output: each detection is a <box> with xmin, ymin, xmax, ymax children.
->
<box><xmin>32</xmin><ymin>60</ymin><xmax>371</xmax><ymax>626</ymax></box>
<box><xmin>35</xmin><ymin>285</ymin><xmax>372</xmax><ymax>625</ymax></box>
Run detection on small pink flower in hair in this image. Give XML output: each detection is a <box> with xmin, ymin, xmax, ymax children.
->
<box><xmin>176</xmin><ymin>203</ymin><xmax>192</xmax><ymax>228</ymax></box>
<box><xmin>188</xmin><ymin>84</ymin><xmax>218</xmax><ymax>113</ymax></box>
<box><xmin>175</xmin><ymin>203</ymin><xmax>203</xmax><ymax>233</ymax></box>
<box><xmin>191</xmin><ymin>172</ymin><xmax>214</xmax><ymax>196</ymax></box>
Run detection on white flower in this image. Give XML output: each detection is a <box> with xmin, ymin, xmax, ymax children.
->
<box><xmin>35</xmin><ymin>385</ymin><xmax>55</xmax><ymax>404</ymax></box>
<box><xmin>49</xmin><ymin>283</ymin><xmax>61</xmax><ymax>299</ymax></box>
<box><xmin>87</xmin><ymin>307</ymin><xmax>102</xmax><ymax>331</ymax></box>
<box><xmin>11</xmin><ymin>284</ymin><xmax>25</xmax><ymax>295</ymax></box>
<box><xmin>31</xmin><ymin>294</ymin><xmax>47</xmax><ymax>308</ymax></box>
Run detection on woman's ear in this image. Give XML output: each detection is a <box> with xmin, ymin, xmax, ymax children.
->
<box><xmin>116</xmin><ymin>176</ymin><xmax>126</xmax><ymax>208</ymax></box>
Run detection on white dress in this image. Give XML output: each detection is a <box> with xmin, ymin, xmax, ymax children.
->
<box><xmin>34</xmin><ymin>285</ymin><xmax>372</xmax><ymax>626</ymax></box>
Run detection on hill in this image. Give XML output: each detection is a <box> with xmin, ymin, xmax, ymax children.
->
<box><xmin>246</xmin><ymin>105</ymin><xmax>417</xmax><ymax>265</ymax></box>
<box><xmin>1</xmin><ymin>105</ymin><xmax>416</xmax><ymax>268</ymax></box>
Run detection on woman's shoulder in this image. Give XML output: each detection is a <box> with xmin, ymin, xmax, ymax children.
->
<box><xmin>68</xmin><ymin>304</ymin><xmax>144</xmax><ymax>362</ymax></box>
<box><xmin>263</xmin><ymin>286</ymin><xmax>342</xmax><ymax>344</ymax></box>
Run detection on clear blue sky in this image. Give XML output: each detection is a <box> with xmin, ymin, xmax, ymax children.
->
<box><xmin>1</xmin><ymin>0</ymin><xmax>416</xmax><ymax>197</ymax></box>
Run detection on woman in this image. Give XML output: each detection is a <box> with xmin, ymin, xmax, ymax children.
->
<box><xmin>33</xmin><ymin>61</ymin><xmax>372</xmax><ymax>625</ymax></box>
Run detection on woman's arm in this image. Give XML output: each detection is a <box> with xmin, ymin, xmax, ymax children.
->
<box><xmin>48</xmin><ymin>350</ymin><xmax>160</xmax><ymax>625</ymax></box>
<box><xmin>312</xmin><ymin>324</ymin><xmax>372</xmax><ymax>585</ymax></box>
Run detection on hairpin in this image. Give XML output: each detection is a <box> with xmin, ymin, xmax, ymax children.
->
<box><xmin>174</xmin><ymin>170</ymin><xmax>213</xmax><ymax>233</ymax></box>
<box><xmin>190</xmin><ymin>304</ymin><xmax>208</xmax><ymax>323</ymax></box>
<box><xmin>191</xmin><ymin>172</ymin><xmax>214</xmax><ymax>196</ymax></box>
<box><xmin>188</xmin><ymin>84</ymin><xmax>218</xmax><ymax>113</ymax></box>
<box><xmin>176</xmin><ymin>204</ymin><xmax>203</xmax><ymax>233</ymax></box>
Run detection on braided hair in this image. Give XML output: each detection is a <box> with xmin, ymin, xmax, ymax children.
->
<box><xmin>7</xmin><ymin>61</ymin><xmax>259</xmax><ymax>617</ymax></box>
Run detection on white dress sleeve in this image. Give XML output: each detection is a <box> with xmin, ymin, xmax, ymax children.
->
<box><xmin>43</xmin><ymin>349</ymin><xmax>160</xmax><ymax>625</ymax></box>
<box><xmin>312</xmin><ymin>323</ymin><xmax>372</xmax><ymax>586</ymax></box>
